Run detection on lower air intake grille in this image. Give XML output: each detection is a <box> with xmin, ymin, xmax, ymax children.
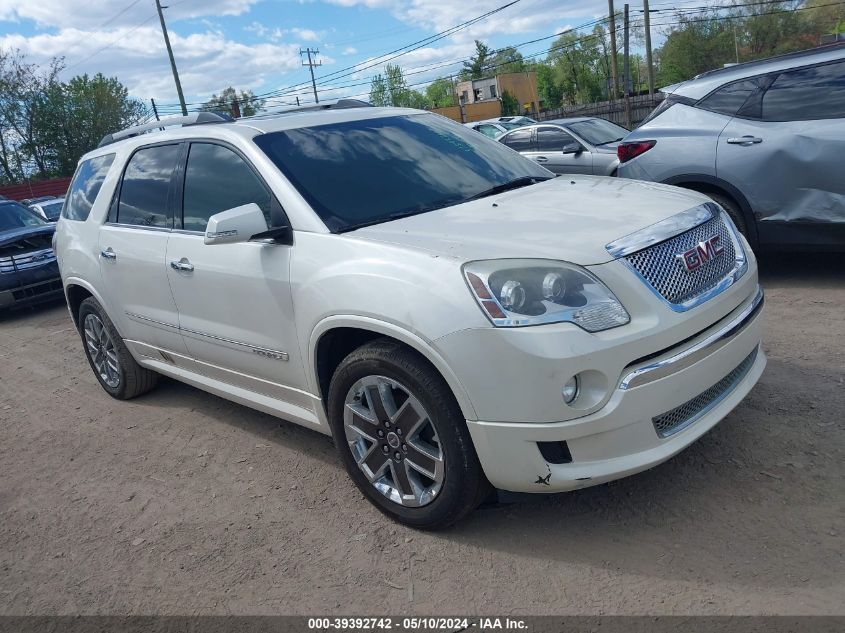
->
<box><xmin>652</xmin><ymin>346</ymin><xmax>758</xmax><ymax>438</ymax></box>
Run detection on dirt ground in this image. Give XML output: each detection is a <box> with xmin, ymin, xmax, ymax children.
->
<box><xmin>0</xmin><ymin>253</ymin><xmax>842</xmax><ymax>616</ymax></box>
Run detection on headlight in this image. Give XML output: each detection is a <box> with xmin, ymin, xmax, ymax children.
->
<box><xmin>463</xmin><ymin>259</ymin><xmax>630</xmax><ymax>331</ymax></box>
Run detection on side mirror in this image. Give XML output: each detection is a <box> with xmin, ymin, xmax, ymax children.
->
<box><xmin>562</xmin><ymin>142</ymin><xmax>583</xmax><ymax>154</ymax></box>
<box><xmin>204</xmin><ymin>203</ymin><xmax>291</xmax><ymax>245</ymax></box>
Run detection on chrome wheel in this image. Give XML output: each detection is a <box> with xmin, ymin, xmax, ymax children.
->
<box><xmin>343</xmin><ymin>375</ymin><xmax>445</xmax><ymax>507</ymax></box>
<box><xmin>83</xmin><ymin>313</ymin><xmax>120</xmax><ymax>388</ymax></box>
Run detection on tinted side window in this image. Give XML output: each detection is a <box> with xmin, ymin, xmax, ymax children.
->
<box><xmin>697</xmin><ymin>79</ymin><xmax>758</xmax><ymax>116</ymax></box>
<box><xmin>536</xmin><ymin>127</ymin><xmax>576</xmax><ymax>152</ymax></box>
<box><xmin>182</xmin><ymin>143</ymin><xmax>272</xmax><ymax>232</ymax></box>
<box><xmin>762</xmin><ymin>61</ymin><xmax>845</xmax><ymax>121</ymax></box>
<box><xmin>63</xmin><ymin>153</ymin><xmax>115</xmax><ymax>221</ymax></box>
<box><xmin>501</xmin><ymin>128</ymin><xmax>532</xmax><ymax>151</ymax></box>
<box><xmin>117</xmin><ymin>144</ymin><xmax>179</xmax><ymax>228</ymax></box>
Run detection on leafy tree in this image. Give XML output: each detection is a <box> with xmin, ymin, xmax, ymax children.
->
<box><xmin>369</xmin><ymin>64</ymin><xmax>428</xmax><ymax>108</ymax></box>
<box><xmin>425</xmin><ymin>77</ymin><xmax>454</xmax><ymax>108</ymax></box>
<box><xmin>500</xmin><ymin>89</ymin><xmax>520</xmax><ymax>116</ymax></box>
<box><xmin>200</xmin><ymin>86</ymin><xmax>264</xmax><ymax>117</ymax></box>
<box><xmin>369</xmin><ymin>74</ymin><xmax>388</xmax><ymax>106</ymax></box>
<box><xmin>0</xmin><ymin>50</ymin><xmax>144</xmax><ymax>182</ymax></box>
<box><xmin>460</xmin><ymin>40</ymin><xmax>493</xmax><ymax>80</ymax></box>
<box><xmin>534</xmin><ymin>63</ymin><xmax>564</xmax><ymax>109</ymax></box>
<box><xmin>489</xmin><ymin>46</ymin><xmax>525</xmax><ymax>75</ymax></box>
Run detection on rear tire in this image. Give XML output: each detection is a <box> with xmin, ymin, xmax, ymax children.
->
<box><xmin>78</xmin><ymin>297</ymin><xmax>158</xmax><ymax>400</ymax></box>
<box><xmin>327</xmin><ymin>338</ymin><xmax>490</xmax><ymax>529</ymax></box>
<box><xmin>706</xmin><ymin>191</ymin><xmax>747</xmax><ymax>238</ymax></box>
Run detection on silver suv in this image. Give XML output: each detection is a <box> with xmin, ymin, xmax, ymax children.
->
<box><xmin>618</xmin><ymin>43</ymin><xmax>845</xmax><ymax>250</ymax></box>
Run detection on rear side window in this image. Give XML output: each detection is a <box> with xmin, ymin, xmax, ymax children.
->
<box><xmin>63</xmin><ymin>153</ymin><xmax>115</xmax><ymax>221</ymax></box>
<box><xmin>761</xmin><ymin>60</ymin><xmax>845</xmax><ymax>121</ymax></box>
<box><xmin>500</xmin><ymin>128</ymin><xmax>532</xmax><ymax>151</ymax></box>
<box><xmin>116</xmin><ymin>144</ymin><xmax>180</xmax><ymax>228</ymax></box>
<box><xmin>182</xmin><ymin>143</ymin><xmax>272</xmax><ymax>232</ymax></box>
<box><xmin>697</xmin><ymin>78</ymin><xmax>759</xmax><ymax>116</ymax></box>
<box><xmin>536</xmin><ymin>127</ymin><xmax>576</xmax><ymax>152</ymax></box>
<box><xmin>477</xmin><ymin>124</ymin><xmax>501</xmax><ymax>138</ymax></box>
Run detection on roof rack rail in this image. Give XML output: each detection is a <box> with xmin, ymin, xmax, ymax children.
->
<box><xmin>693</xmin><ymin>41</ymin><xmax>845</xmax><ymax>80</ymax></box>
<box><xmin>241</xmin><ymin>98</ymin><xmax>373</xmax><ymax>120</ymax></box>
<box><xmin>97</xmin><ymin>111</ymin><xmax>234</xmax><ymax>148</ymax></box>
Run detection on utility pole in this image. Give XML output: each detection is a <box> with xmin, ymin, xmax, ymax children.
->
<box><xmin>150</xmin><ymin>98</ymin><xmax>160</xmax><ymax>121</ymax></box>
<box><xmin>301</xmin><ymin>48</ymin><xmax>321</xmax><ymax>103</ymax></box>
<box><xmin>155</xmin><ymin>0</ymin><xmax>187</xmax><ymax>116</ymax></box>
<box><xmin>623</xmin><ymin>3</ymin><xmax>632</xmax><ymax>128</ymax></box>
<box><xmin>607</xmin><ymin>0</ymin><xmax>620</xmax><ymax>101</ymax></box>
<box><xmin>643</xmin><ymin>0</ymin><xmax>655</xmax><ymax>97</ymax></box>
<box><xmin>295</xmin><ymin>96</ymin><xmax>300</xmax><ymax>106</ymax></box>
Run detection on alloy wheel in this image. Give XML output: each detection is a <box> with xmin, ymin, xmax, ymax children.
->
<box><xmin>83</xmin><ymin>313</ymin><xmax>120</xmax><ymax>388</ymax></box>
<box><xmin>343</xmin><ymin>375</ymin><xmax>444</xmax><ymax>507</ymax></box>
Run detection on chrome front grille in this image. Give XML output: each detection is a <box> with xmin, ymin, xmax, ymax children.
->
<box><xmin>0</xmin><ymin>248</ymin><xmax>56</xmax><ymax>273</ymax></box>
<box><xmin>652</xmin><ymin>346</ymin><xmax>758</xmax><ymax>438</ymax></box>
<box><xmin>623</xmin><ymin>213</ymin><xmax>742</xmax><ymax>307</ymax></box>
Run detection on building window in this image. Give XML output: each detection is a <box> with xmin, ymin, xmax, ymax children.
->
<box><xmin>490</xmin><ymin>85</ymin><xmax>497</xmax><ymax>99</ymax></box>
<box><xmin>473</xmin><ymin>88</ymin><xmax>483</xmax><ymax>101</ymax></box>
<box><xmin>460</xmin><ymin>91</ymin><xmax>468</xmax><ymax>103</ymax></box>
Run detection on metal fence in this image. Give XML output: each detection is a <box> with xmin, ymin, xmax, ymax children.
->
<box><xmin>538</xmin><ymin>94</ymin><xmax>664</xmax><ymax>129</ymax></box>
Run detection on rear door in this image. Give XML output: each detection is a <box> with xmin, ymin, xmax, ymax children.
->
<box><xmin>716</xmin><ymin>59</ymin><xmax>845</xmax><ymax>242</ymax></box>
<box><xmin>498</xmin><ymin>127</ymin><xmax>533</xmax><ymax>155</ymax></box>
<box><xmin>528</xmin><ymin>126</ymin><xmax>592</xmax><ymax>174</ymax></box>
<box><xmin>164</xmin><ymin>140</ymin><xmax>309</xmax><ymax>401</ymax></box>
<box><xmin>98</xmin><ymin>142</ymin><xmax>188</xmax><ymax>355</ymax></box>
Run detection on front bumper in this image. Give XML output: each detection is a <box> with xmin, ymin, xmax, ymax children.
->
<box><xmin>462</xmin><ymin>287</ymin><xmax>765</xmax><ymax>493</ymax></box>
<box><xmin>0</xmin><ymin>262</ymin><xmax>63</xmax><ymax>309</ymax></box>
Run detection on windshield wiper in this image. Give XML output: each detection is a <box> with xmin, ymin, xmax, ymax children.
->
<box><xmin>466</xmin><ymin>176</ymin><xmax>550</xmax><ymax>202</ymax></box>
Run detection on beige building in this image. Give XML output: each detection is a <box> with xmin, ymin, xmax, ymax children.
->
<box><xmin>455</xmin><ymin>71</ymin><xmax>540</xmax><ymax>116</ymax></box>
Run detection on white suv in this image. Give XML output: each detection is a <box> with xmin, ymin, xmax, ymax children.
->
<box><xmin>55</xmin><ymin>103</ymin><xmax>765</xmax><ymax>528</ymax></box>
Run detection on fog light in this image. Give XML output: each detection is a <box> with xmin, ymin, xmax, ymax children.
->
<box><xmin>562</xmin><ymin>376</ymin><xmax>579</xmax><ymax>404</ymax></box>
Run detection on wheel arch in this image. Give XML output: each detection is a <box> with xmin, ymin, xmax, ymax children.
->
<box><xmin>63</xmin><ymin>277</ymin><xmax>111</xmax><ymax>329</ymax></box>
<box><xmin>309</xmin><ymin>316</ymin><xmax>478</xmax><ymax>422</ymax></box>
<box><xmin>662</xmin><ymin>174</ymin><xmax>759</xmax><ymax>246</ymax></box>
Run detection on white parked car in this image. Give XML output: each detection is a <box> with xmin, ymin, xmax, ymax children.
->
<box><xmin>55</xmin><ymin>103</ymin><xmax>765</xmax><ymax>529</ymax></box>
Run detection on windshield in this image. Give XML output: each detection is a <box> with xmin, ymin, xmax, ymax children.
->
<box><xmin>254</xmin><ymin>113</ymin><xmax>550</xmax><ymax>232</ymax></box>
<box><xmin>0</xmin><ymin>202</ymin><xmax>46</xmax><ymax>231</ymax></box>
<box><xmin>40</xmin><ymin>200</ymin><xmax>64</xmax><ymax>221</ymax></box>
<box><xmin>568</xmin><ymin>119</ymin><xmax>630</xmax><ymax>146</ymax></box>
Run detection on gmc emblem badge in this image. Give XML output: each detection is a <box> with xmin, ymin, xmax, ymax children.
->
<box><xmin>677</xmin><ymin>235</ymin><xmax>724</xmax><ymax>272</ymax></box>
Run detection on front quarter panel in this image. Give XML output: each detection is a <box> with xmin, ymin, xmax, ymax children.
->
<box><xmin>291</xmin><ymin>231</ymin><xmax>490</xmax><ymax>415</ymax></box>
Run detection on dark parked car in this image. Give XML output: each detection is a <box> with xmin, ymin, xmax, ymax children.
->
<box><xmin>0</xmin><ymin>201</ymin><xmax>62</xmax><ymax>310</ymax></box>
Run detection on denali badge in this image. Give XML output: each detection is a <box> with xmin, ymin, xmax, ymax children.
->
<box><xmin>677</xmin><ymin>235</ymin><xmax>724</xmax><ymax>272</ymax></box>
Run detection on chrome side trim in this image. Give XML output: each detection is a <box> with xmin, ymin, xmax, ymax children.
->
<box><xmin>125</xmin><ymin>313</ymin><xmax>289</xmax><ymax>361</ymax></box>
<box><xmin>619</xmin><ymin>286</ymin><xmax>763</xmax><ymax>390</ymax></box>
<box><xmin>180</xmin><ymin>327</ymin><xmax>289</xmax><ymax>361</ymax></box>
<box><xmin>606</xmin><ymin>203</ymin><xmax>715</xmax><ymax>259</ymax></box>
<box><xmin>125</xmin><ymin>311</ymin><xmax>179</xmax><ymax>329</ymax></box>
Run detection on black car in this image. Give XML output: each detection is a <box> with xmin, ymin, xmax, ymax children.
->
<box><xmin>0</xmin><ymin>201</ymin><xmax>63</xmax><ymax>310</ymax></box>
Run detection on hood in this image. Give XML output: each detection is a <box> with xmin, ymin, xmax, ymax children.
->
<box><xmin>0</xmin><ymin>224</ymin><xmax>55</xmax><ymax>249</ymax></box>
<box><xmin>350</xmin><ymin>176</ymin><xmax>709</xmax><ymax>265</ymax></box>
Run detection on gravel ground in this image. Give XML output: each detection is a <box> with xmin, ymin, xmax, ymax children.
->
<box><xmin>0</xmin><ymin>253</ymin><xmax>842</xmax><ymax>616</ymax></box>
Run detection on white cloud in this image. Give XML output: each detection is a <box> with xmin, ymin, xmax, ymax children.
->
<box><xmin>0</xmin><ymin>25</ymin><xmax>312</xmax><ymax>102</ymax></box>
<box><xmin>0</xmin><ymin>0</ymin><xmax>260</xmax><ymax>30</ymax></box>
<box><xmin>245</xmin><ymin>22</ymin><xmax>325</xmax><ymax>43</ymax></box>
<box><xmin>343</xmin><ymin>46</ymin><xmax>358</xmax><ymax>55</ymax></box>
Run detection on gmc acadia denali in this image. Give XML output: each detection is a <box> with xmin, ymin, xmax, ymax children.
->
<box><xmin>55</xmin><ymin>102</ymin><xmax>765</xmax><ymax>528</ymax></box>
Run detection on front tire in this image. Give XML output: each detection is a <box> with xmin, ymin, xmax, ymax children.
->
<box><xmin>78</xmin><ymin>297</ymin><xmax>158</xmax><ymax>400</ymax></box>
<box><xmin>327</xmin><ymin>338</ymin><xmax>489</xmax><ymax>529</ymax></box>
<box><xmin>707</xmin><ymin>191</ymin><xmax>747</xmax><ymax>238</ymax></box>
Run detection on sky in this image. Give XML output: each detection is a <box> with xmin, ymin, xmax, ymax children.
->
<box><xmin>0</xmin><ymin>0</ymin><xmax>689</xmax><ymax>115</ymax></box>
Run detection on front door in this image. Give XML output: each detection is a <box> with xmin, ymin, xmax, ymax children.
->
<box><xmin>164</xmin><ymin>141</ymin><xmax>308</xmax><ymax>401</ymax></box>
<box><xmin>526</xmin><ymin>126</ymin><xmax>593</xmax><ymax>175</ymax></box>
<box><xmin>98</xmin><ymin>142</ymin><xmax>188</xmax><ymax>355</ymax></box>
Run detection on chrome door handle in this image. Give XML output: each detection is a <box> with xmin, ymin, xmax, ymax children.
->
<box><xmin>535</xmin><ymin>156</ymin><xmax>548</xmax><ymax>162</ymax></box>
<box><xmin>726</xmin><ymin>136</ymin><xmax>763</xmax><ymax>145</ymax></box>
<box><xmin>170</xmin><ymin>259</ymin><xmax>194</xmax><ymax>272</ymax></box>
<box><xmin>100</xmin><ymin>249</ymin><xmax>116</xmax><ymax>260</ymax></box>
